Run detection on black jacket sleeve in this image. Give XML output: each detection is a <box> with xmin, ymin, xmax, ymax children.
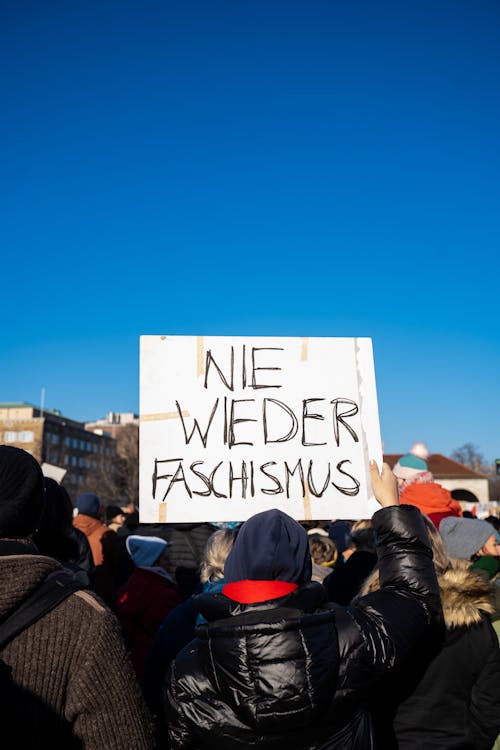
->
<box><xmin>468</xmin><ymin>621</ymin><xmax>500</xmax><ymax>750</ymax></box>
<box><xmin>335</xmin><ymin>505</ymin><xmax>442</xmax><ymax>698</ymax></box>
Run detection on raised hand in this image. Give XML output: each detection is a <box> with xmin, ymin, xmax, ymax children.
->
<box><xmin>370</xmin><ymin>461</ymin><xmax>400</xmax><ymax>508</ymax></box>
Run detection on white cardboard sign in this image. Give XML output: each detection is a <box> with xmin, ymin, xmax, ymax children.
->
<box><xmin>41</xmin><ymin>462</ymin><xmax>67</xmax><ymax>484</ymax></box>
<box><xmin>139</xmin><ymin>336</ymin><xmax>382</xmax><ymax>523</ymax></box>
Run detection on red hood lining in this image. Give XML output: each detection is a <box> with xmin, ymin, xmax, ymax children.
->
<box><xmin>222</xmin><ymin>580</ymin><xmax>298</xmax><ymax>604</ymax></box>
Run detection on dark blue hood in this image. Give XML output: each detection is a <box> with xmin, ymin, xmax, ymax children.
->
<box><xmin>224</xmin><ymin>509</ymin><xmax>312</xmax><ymax>584</ymax></box>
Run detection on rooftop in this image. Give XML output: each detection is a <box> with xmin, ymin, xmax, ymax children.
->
<box><xmin>0</xmin><ymin>401</ymin><xmax>37</xmax><ymax>408</ymax></box>
<box><xmin>384</xmin><ymin>453</ymin><xmax>488</xmax><ymax>479</ymax></box>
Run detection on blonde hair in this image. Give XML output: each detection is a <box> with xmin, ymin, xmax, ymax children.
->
<box><xmin>200</xmin><ymin>528</ymin><xmax>237</xmax><ymax>583</ymax></box>
<box><xmin>309</xmin><ymin>535</ymin><xmax>337</xmax><ymax>565</ymax></box>
<box><xmin>357</xmin><ymin>513</ymin><xmax>450</xmax><ymax>597</ymax></box>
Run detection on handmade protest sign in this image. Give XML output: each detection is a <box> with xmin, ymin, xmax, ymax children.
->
<box><xmin>139</xmin><ymin>336</ymin><xmax>382</xmax><ymax>523</ymax></box>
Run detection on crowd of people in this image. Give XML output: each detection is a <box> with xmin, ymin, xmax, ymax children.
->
<box><xmin>0</xmin><ymin>442</ymin><xmax>499</xmax><ymax>748</ymax></box>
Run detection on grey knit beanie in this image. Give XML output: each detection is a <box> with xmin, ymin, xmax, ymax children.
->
<box><xmin>439</xmin><ymin>516</ymin><xmax>493</xmax><ymax>560</ymax></box>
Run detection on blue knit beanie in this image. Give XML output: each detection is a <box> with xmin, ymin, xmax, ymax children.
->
<box><xmin>126</xmin><ymin>535</ymin><xmax>168</xmax><ymax>567</ymax></box>
<box><xmin>76</xmin><ymin>492</ymin><xmax>100</xmax><ymax>518</ymax></box>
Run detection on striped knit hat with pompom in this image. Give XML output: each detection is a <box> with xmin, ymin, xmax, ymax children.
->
<box><xmin>393</xmin><ymin>442</ymin><xmax>430</xmax><ymax>480</ymax></box>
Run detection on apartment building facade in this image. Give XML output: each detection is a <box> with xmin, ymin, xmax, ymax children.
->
<box><xmin>0</xmin><ymin>402</ymin><xmax>115</xmax><ymax>494</ymax></box>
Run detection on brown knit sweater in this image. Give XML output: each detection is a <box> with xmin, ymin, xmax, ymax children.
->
<box><xmin>0</xmin><ymin>548</ymin><xmax>155</xmax><ymax>749</ymax></box>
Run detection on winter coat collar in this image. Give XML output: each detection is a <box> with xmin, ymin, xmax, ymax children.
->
<box><xmin>0</xmin><ymin>549</ymin><xmax>61</xmax><ymax>618</ymax></box>
<box><xmin>197</xmin><ymin>580</ymin><xmax>327</xmax><ymax>621</ymax></box>
<box><xmin>440</xmin><ymin>559</ymin><xmax>494</xmax><ymax>628</ymax></box>
<box><xmin>73</xmin><ymin>514</ymin><xmax>105</xmax><ymax>537</ymax></box>
<box><xmin>0</xmin><ymin>538</ymin><xmax>38</xmax><ymax>556</ymax></box>
<box><xmin>139</xmin><ymin>565</ymin><xmax>176</xmax><ymax>583</ymax></box>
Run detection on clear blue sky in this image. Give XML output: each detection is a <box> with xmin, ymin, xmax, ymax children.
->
<box><xmin>1</xmin><ymin>0</ymin><xmax>499</xmax><ymax>461</ymax></box>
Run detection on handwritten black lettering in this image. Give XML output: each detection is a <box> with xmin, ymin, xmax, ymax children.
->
<box><xmin>330</xmin><ymin>398</ymin><xmax>359</xmax><ymax>447</ymax></box>
<box><xmin>228</xmin><ymin>399</ymin><xmax>256</xmax><ymax>449</ymax></box>
<box><xmin>229</xmin><ymin>461</ymin><xmax>248</xmax><ymax>498</ymax></box>
<box><xmin>189</xmin><ymin>461</ymin><xmax>212</xmax><ymax>497</ymax></box>
<box><xmin>242</xmin><ymin>344</ymin><xmax>247</xmax><ymax>389</ymax></box>
<box><xmin>307</xmin><ymin>460</ymin><xmax>331</xmax><ymax>497</ymax></box>
<box><xmin>209</xmin><ymin>461</ymin><xmax>228</xmax><ymax>498</ymax></box>
<box><xmin>302</xmin><ymin>398</ymin><xmax>327</xmax><ymax>446</ymax></box>
<box><xmin>152</xmin><ymin>457</ymin><xmax>183</xmax><ymax>500</ymax></box>
<box><xmin>332</xmin><ymin>459</ymin><xmax>360</xmax><ymax>496</ymax></box>
<box><xmin>251</xmin><ymin>347</ymin><xmax>283</xmax><ymax>389</ymax></box>
<box><xmin>284</xmin><ymin>459</ymin><xmax>305</xmax><ymax>499</ymax></box>
<box><xmin>263</xmin><ymin>398</ymin><xmax>298</xmax><ymax>443</ymax></box>
<box><xmin>176</xmin><ymin>399</ymin><xmax>219</xmax><ymax>448</ymax></box>
<box><xmin>204</xmin><ymin>348</ymin><xmax>234</xmax><ymax>391</ymax></box>
<box><xmin>260</xmin><ymin>461</ymin><xmax>284</xmax><ymax>495</ymax></box>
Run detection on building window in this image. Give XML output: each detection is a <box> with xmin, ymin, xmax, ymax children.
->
<box><xmin>4</xmin><ymin>431</ymin><xmax>17</xmax><ymax>442</ymax></box>
<box><xmin>19</xmin><ymin>431</ymin><xmax>34</xmax><ymax>443</ymax></box>
<box><xmin>64</xmin><ymin>436</ymin><xmax>71</xmax><ymax>447</ymax></box>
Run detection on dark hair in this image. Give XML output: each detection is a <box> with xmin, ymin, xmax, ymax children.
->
<box><xmin>485</xmin><ymin>515</ymin><xmax>500</xmax><ymax>533</ymax></box>
<box><xmin>105</xmin><ymin>505</ymin><xmax>125</xmax><ymax>524</ymax></box>
<box><xmin>34</xmin><ymin>478</ymin><xmax>79</xmax><ymax>562</ymax></box>
<box><xmin>350</xmin><ymin>520</ymin><xmax>375</xmax><ymax>552</ymax></box>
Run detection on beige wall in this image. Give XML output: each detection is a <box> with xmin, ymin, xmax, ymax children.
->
<box><xmin>439</xmin><ymin>477</ymin><xmax>489</xmax><ymax>503</ymax></box>
<box><xmin>0</xmin><ymin>418</ymin><xmax>44</xmax><ymax>461</ymax></box>
<box><xmin>0</xmin><ymin>406</ymin><xmax>36</xmax><ymax>420</ymax></box>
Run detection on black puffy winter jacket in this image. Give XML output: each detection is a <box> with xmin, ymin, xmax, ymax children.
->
<box><xmin>165</xmin><ymin>506</ymin><xmax>441</xmax><ymax>749</ymax></box>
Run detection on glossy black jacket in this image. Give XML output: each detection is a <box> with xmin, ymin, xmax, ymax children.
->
<box><xmin>165</xmin><ymin>506</ymin><xmax>441</xmax><ymax>749</ymax></box>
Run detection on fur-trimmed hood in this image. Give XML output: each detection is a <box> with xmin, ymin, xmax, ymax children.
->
<box><xmin>358</xmin><ymin>558</ymin><xmax>495</xmax><ymax>629</ymax></box>
<box><xmin>439</xmin><ymin>559</ymin><xmax>494</xmax><ymax>628</ymax></box>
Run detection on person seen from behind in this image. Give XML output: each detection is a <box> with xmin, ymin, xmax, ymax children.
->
<box><xmin>106</xmin><ymin>504</ymin><xmax>134</xmax><ymax>584</ymax></box>
<box><xmin>144</xmin><ymin>527</ymin><xmax>237</xmax><ymax>741</ymax></box>
<box><xmin>105</xmin><ymin>504</ymin><xmax>127</xmax><ymax>532</ymax></box>
<box><xmin>34</xmin><ymin>477</ymin><xmax>94</xmax><ymax>586</ymax></box>
<box><xmin>0</xmin><ymin>445</ymin><xmax>154</xmax><ymax>749</ymax></box>
<box><xmin>164</xmin><ymin>462</ymin><xmax>441</xmax><ymax>749</ymax></box>
<box><xmin>116</xmin><ymin>535</ymin><xmax>182</xmax><ymax>684</ymax></box>
<box><xmin>441</xmin><ymin>514</ymin><xmax>500</xmax><ymax>635</ymax></box>
<box><xmin>392</xmin><ymin>442</ymin><xmax>462</xmax><ymax>527</ymax></box>
<box><xmin>323</xmin><ymin>519</ymin><xmax>377</xmax><ymax>604</ymax></box>
<box><xmin>73</xmin><ymin>491</ymin><xmax>122</xmax><ymax>607</ymax></box>
<box><xmin>360</xmin><ymin>514</ymin><xmax>500</xmax><ymax>749</ymax></box>
<box><xmin>307</xmin><ymin>528</ymin><xmax>338</xmax><ymax>583</ymax></box>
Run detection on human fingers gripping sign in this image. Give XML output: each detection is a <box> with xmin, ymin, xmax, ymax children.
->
<box><xmin>370</xmin><ymin>461</ymin><xmax>400</xmax><ymax>508</ymax></box>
